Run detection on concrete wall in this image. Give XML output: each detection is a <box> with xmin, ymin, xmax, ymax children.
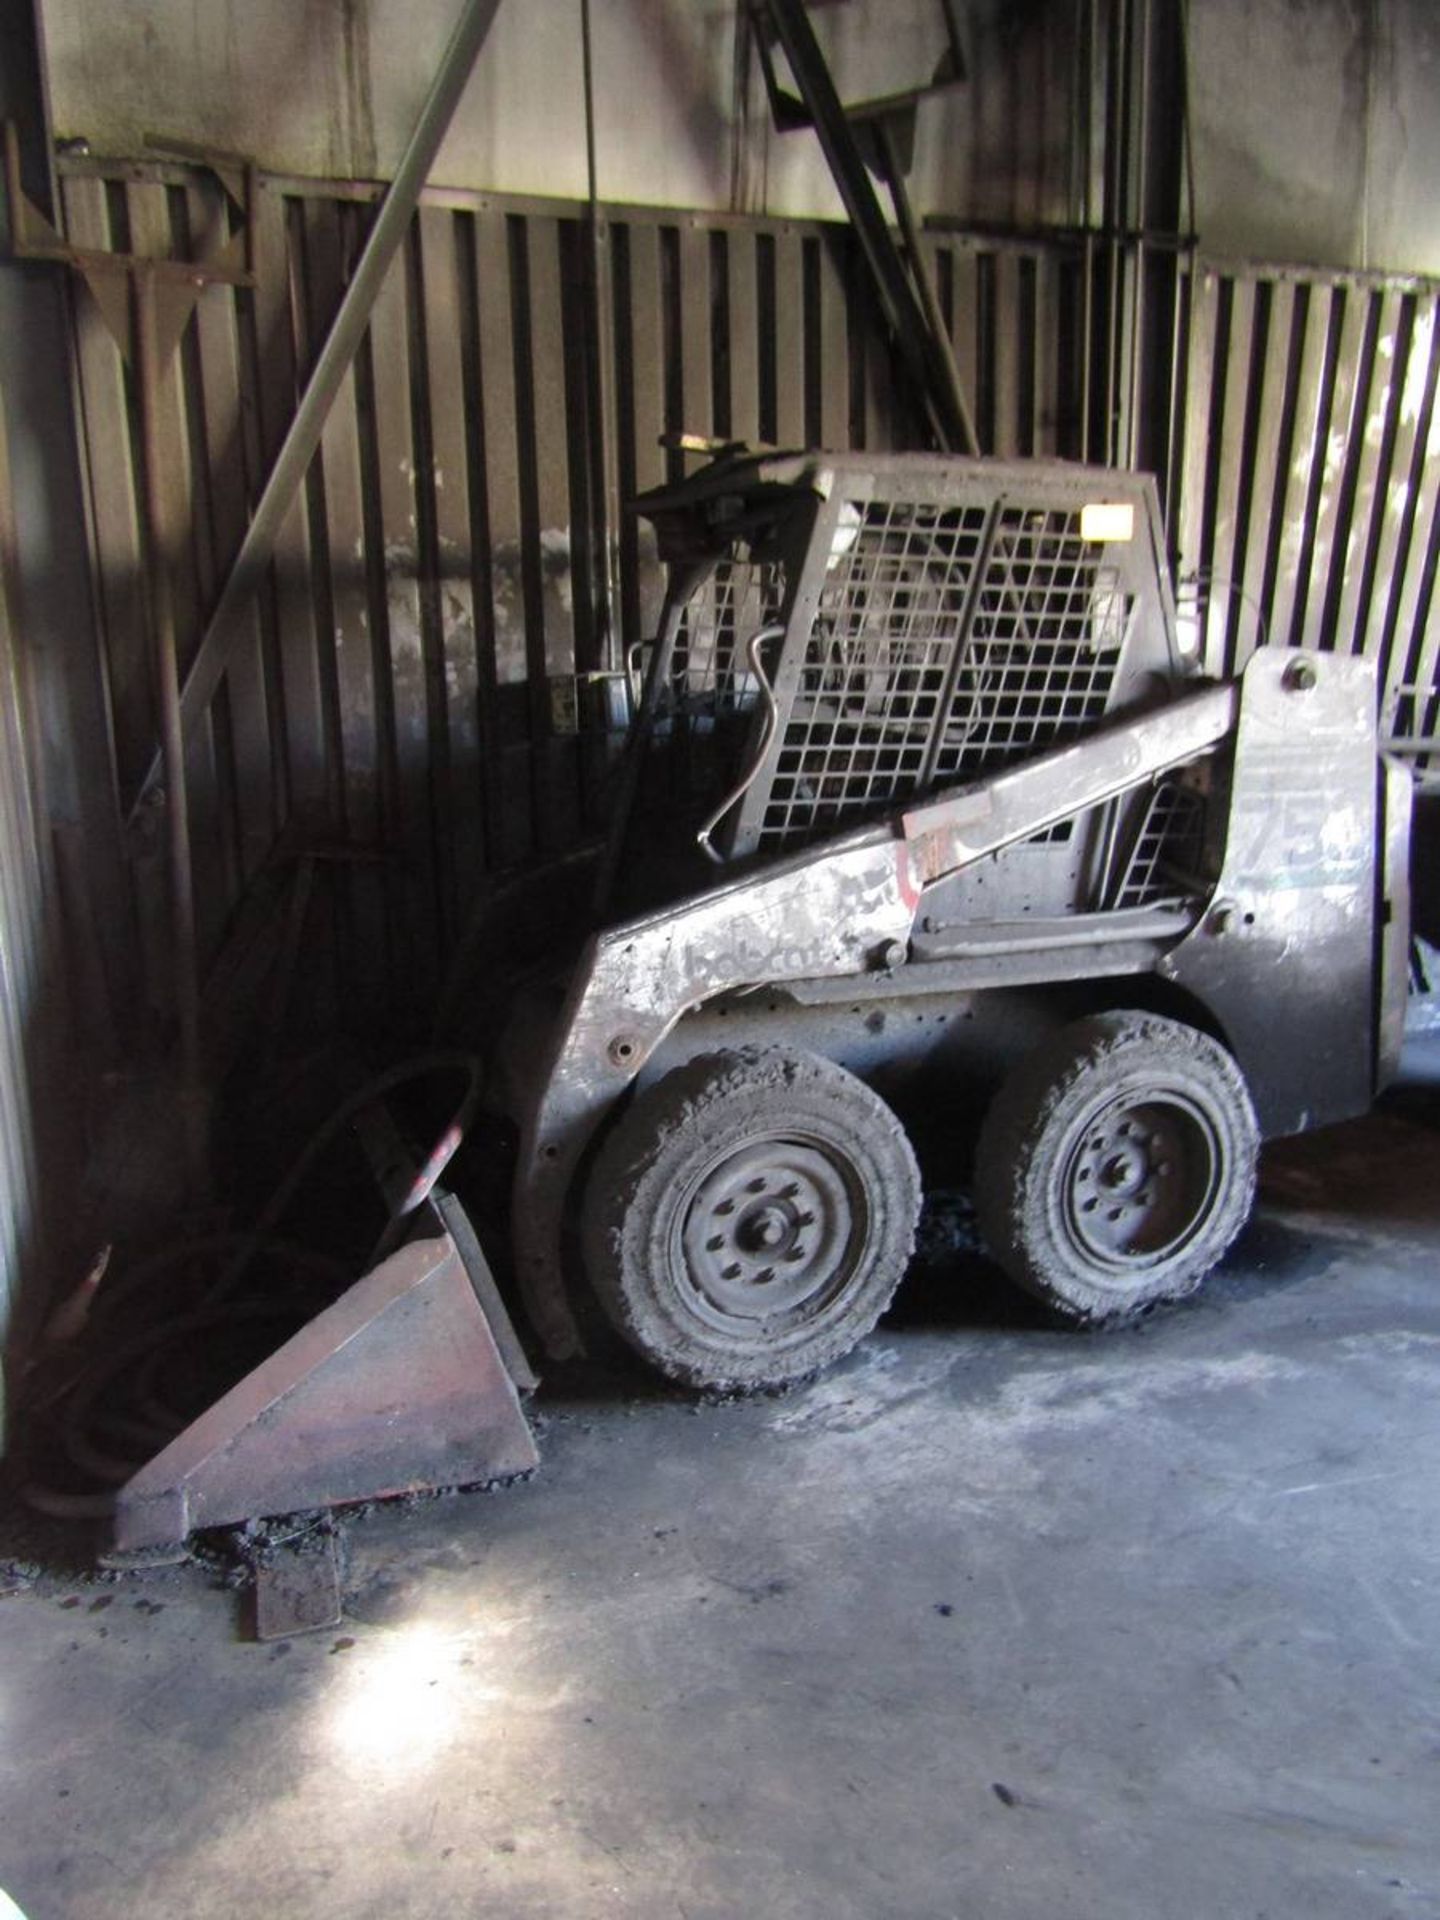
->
<box><xmin>1189</xmin><ymin>0</ymin><xmax>1440</xmax><ymax>275</ymax></box>
<box><xmin>39</xmin><ymin>1</ymin><xmax>1440</xmax><ymax>277</ymax></box>
<box><xmin>36</xmin><ymin>0</ymin><xmax>1077</xmax><ymax>227</ymax></box>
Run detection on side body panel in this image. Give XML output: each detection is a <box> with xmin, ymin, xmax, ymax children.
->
<box><xmin>1163</xmin><ymin>650</ymin><xmax>1383</xmax><ymax>1136</ymax></box>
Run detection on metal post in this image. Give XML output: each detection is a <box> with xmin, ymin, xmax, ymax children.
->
<box><xmin>133</xmin><ymin>264</ymin><xmax>205</xmax><ymax>1185</ymax></box>
<box><xmin>1127</xmin><ymin>0</ymin><xmax>1152</xmax><ymax>469</ymax></box>
<box><xmin>874</xmin><ymin>119</ymin><xmax>980</xmax><ymax>457</ymax></box>
<box><xmin>580</xmin><ymin>0</ymin><xmax>618</xmax><ymax>674</ymax></box>
<box><xmin>127</xmin><ymin>0</ymin><xmax>505</xmax><ymax>824</ymax></box>
<box><xmin>1080</xmin><ymin>0</ymin><xmax>1096</xmax><ymax>463</ymax></box>
<box><xmin>1113</xmin><ymin>0</ymin><xmax>1136</xmax><ymax>466</ymax></box>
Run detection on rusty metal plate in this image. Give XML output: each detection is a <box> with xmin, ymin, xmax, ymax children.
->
<box><xmin>253</xmin><ymin>1532</ymin><xmax>343</xmax><ymax>1641</ymax></box>
<box><xmin>112</xmin><ymin>1233</ymin><xmax>539</xmax><ymax>1553</ymax></box>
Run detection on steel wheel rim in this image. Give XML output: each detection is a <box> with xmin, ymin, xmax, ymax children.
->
<box><xmin>677</xmin><ymin>1133</ymin><xmax>868</xmax><ymax>1331</ymax></box>
<box><xmin>1060</xmin><ymin>1089</ymin><xmax>1222</xmax><ymax>1278</ymax></box>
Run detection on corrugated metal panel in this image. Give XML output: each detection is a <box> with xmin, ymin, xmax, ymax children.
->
<box><xmin>52</xmin><ymin>161</ymin><xmax>1440</xmax><ymax>1034</ymax></box>
<box><xmin>0</xmin><ymin>409</ymin><xmax>50</xmax><ymax>1413</ymax></box>
<box><xmin>1173</xmin><ymin>256</ymin><xmax>1440</xmax><ymax>763</ymax></box>
<box><xmin>930</xmin><ymin>234</ymin><xmax>1097</xmax><ymax>461</ymax></box>
<box><xmin>57</xmin><ymin>165</ymin><xmax>1098</xmax><ymax>1027</ymax></box>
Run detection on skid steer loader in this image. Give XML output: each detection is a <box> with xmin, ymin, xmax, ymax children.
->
<box><xmin>497</xmin><ymin>446</ymin><xmax>1411</xmax><ymax>1393</ymax></box>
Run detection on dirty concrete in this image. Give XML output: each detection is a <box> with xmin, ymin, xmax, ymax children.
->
<box><xmin>2</xmin><ymin>1101</ymin><xmax>1439</xmax><ymax>1918</ymax></box>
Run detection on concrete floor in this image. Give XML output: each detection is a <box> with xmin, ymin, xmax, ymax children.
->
<box><xmin>2</xmin><ymin>1101</ymin><xmax>1439</xmax><ymax>1920</ymax></box>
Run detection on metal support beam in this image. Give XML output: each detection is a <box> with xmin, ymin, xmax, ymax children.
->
<box><xmin>756</xmin><ymin>0</ymin><xmax>979</xmax><ymax>455</ymax></box>
<box><xmin>872</xmin><ymin>118</ymin><xmax>979</xmax><ymax>458</ymax></box>
<box><xmin>127</xmin><ymin>0</ymin><xmax>504</xmax><ymax>824</ymax></box>
<box><xmin>0</xmin><ymin>0</ymin><xmax>132</xmax><ymax>1041</ymax></box>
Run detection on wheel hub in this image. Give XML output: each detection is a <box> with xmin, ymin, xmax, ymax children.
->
<box><xmin>681</xmin><ymin>1139</ymin><xmax>861</xmax><ymax>1322</ymax></box>
<box><xmin>1064</xmin><ymin>1095</ymin><xmax>1216</xmax><ymax>1270</ymax></box>
<box><xmin>1099</xmin><ymin>1148</ymin><xmax>1145</xmax><ymax>1193</ymax></box>
<box><xmin>742</xmin><ymin>1204</ymin><xmax>792</xmax><ymax>1252</ymax></box>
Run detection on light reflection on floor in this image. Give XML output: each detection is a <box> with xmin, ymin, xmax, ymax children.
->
<box><xmin>326</xmin><ymin>1620</ymin><xmax>477</xmax><ymax>1775</ymax></box>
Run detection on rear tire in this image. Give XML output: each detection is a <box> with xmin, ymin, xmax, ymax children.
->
<box><xmin>582</xmin><ymin>1048</ymin><xmax>922</xmax><ymax>1391</ymax></box>
<box><xmin>974</xmin><ymin>1011</ymin><xmax>1258</xmax><ymax>1323</ymax></box>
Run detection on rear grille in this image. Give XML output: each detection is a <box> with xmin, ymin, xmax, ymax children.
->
<box><xmin>756</xmin><ymin>501</ymin><xmax>1131</xmax><ymax>848</ymax></box>
<box><xmin>1385</xmin><ymin>681</ymin><xmax>1440</xmax><ymax>786</ymax></box>
<box><xmin>1113</xmin><ymin>778</ymin><xmax>1207</xmax><ymax>908</ymax></box>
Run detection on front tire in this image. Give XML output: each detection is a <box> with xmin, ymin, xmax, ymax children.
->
<box><xmin>973</xmin><ymin>1011</ymin><xmax>1259</xmax><ymax>1323</ymax></box>
<box><xmin>582</xmin><ymin>1048</ymin><xmax>922</xmax><ymax>1391</ymax></box>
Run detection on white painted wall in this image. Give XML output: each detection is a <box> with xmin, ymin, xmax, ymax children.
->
<box><xmin>1189</xmin><ymin>0</ymin><xmax>1440</xmax><ymax>275</ymax></box>
<box><xmin>36</xmin><ymin>0</ymin><xmax>1440</xmax><ymax>274</ymax></box>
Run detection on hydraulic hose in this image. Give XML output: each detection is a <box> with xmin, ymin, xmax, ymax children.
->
<box><xmin>17</xmin><ymin>1052</ymin><xmax>485</xmax><ymax>1526</ymax></box>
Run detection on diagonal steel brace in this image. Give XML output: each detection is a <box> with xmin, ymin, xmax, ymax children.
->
<box><xmin>126</xmin><ymin>0</ymin><xmax>504</xmax><ymax>827</ymax></box>
<box><xmin>754</xmin><ymin>0</ymin><xmax>979</xmax><ymax>457</ymax></box>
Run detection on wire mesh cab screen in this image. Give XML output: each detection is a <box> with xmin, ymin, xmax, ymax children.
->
<box><xmin>701</xmin><ymin>460</ymin><xmax>1175</xmax><ymax>857</ymax></box>
<box><xmin>672</xmin><ymin>558</ymin><xmax>788</xmax><ymax>715</ymax></box>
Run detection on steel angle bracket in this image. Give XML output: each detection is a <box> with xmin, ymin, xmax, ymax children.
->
<box><xmin>3</xmin><ymin>121</ymin><xmax>256</xmax><ymax>283</ymax></box>
<box><xmin>3</xmin><ymin>121</ymin><xmax>256</xmax><ymax>366</ymax></box>
<box><xmin>111</xmin><ymin>1230</ymin><xmax>539</xmax><ymax>1553</ymax></box>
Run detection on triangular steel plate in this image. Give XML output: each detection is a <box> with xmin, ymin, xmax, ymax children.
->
<box><xmin>112</xmin><ymin>1232</ymin><xmax>539</xmax><ymax>1552</ymax></box>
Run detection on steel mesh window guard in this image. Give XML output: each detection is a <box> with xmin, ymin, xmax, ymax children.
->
<box><xmin>669</xmin><ymin>559</ymin><xmax>788</xmax><ymax>720</ymax></box>
<box><xmin>762</xmin><ymin>498</ymin><xmax>988</xmax><ymax>843</ymax></box>
<box><xmin>930</xmin><ymin>508</ymin><xmax>1130</xmax><ymax>787</ymax></box>
<box><xmin>754</xmin><ymin>501</ymin><xmax>1134</xmax><ymax>848</ymax></box>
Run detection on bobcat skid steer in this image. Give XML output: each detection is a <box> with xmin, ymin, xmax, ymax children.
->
<box><xmin>496</xmin><ymin>448</ymin><xmax>1411</xmax><ymax>1393</ymax></box>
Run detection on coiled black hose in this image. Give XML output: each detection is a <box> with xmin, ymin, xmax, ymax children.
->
<box><xmin>18</xmin><ymin>1053</ymin><xmax>484</xmax><ymax>1525</ymax></box>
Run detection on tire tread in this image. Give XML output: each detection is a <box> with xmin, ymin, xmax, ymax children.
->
<box><xmin>583</xmin><ymin>1047</ymin><xmax>920</xmax><ymax>1391</ymax></box>
<box><xmin>974</xmin><ymin>1011</ymin><xmax>1258</xmax><ymax>1323</ymax></box>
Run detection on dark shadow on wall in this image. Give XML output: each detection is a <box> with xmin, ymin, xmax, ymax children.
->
<box><xmin>0</xmin><ymin>401</ymin><xmax>98</xmax><ymax>1441</ymax></box>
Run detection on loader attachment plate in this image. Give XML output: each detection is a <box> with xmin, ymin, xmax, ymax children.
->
<box><xmin>112</xmin><ymin>1230</ymin><xmax>539</xmax><ymax>1553</ymax></box>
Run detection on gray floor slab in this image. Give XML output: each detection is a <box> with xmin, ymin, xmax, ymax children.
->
<box><xmin>2</xmin><ymin>1104</ymin><xmax>1439</xmax><ymax>1919</ymax></box>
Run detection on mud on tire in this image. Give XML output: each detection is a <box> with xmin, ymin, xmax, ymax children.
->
<box><xmin>973</xmin><ymin>1011</ymin><xmax>1259</xmax><ymax>1324</ymax></box>
<box><xmin>582</xmin><ymin>1048</ymin><xmax>922</xmax><ymax>1392</ymax></box>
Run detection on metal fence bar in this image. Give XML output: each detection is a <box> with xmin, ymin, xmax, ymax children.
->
<box><xmin>1174</xmin><ymin>252</ymin><xmax>1440</xmax><ymax>721</ymax></box>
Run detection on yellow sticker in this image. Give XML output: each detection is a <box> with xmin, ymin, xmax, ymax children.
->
<box><xmin>1081</xmin><ymin>501</ymin><xmax>1135</xmax><ymax>543</ymax></box>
